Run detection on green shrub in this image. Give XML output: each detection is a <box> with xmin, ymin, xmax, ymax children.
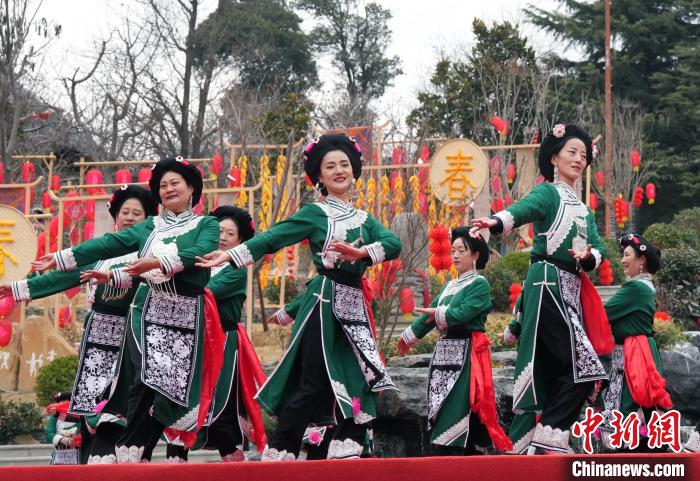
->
<box><xmin>0</xmin><ymin>400</ymin><xmax>43</xmax><ymax>443</ymax></box>
<box><xmin>671</xmin><ymin>207</ymin><xmax>700</xmax><ymax>238</ymax></box>
<box><xmin>483</xmin><ymin>262</ymin><xmax>519</xmax><ymax>312</ymax></box>
<box><xmin>653</xmin><ymin>318</ymin><xmax>688</xmax><ymax>349</ymax></box>
<box><xmin>643</xmin><ymin>223</ymin><xmax>698</xmax><ymax>250</ymax></box>
<box><xmin>486</xmin><ymin>314</ymin><xmax>516</xmax><ymax>352</ymax></box>
<box><xmin>34</xmin><ymin>355</ymin><xmax>79</xmax><ymax>407</ymax></box>
<box><xmin>498</xmin><ymin>252</ymin><xmax>530</xmax><ymax>280</ymax></box>
<box><xmin>654</xmin><ymin>247</ymin><xmax>700</xmax><ymax>329</ymax></box>
<box><xmin>264</xmin><ymin>278</ymin><xmax>304</xmax><ymax>305</ymax></box>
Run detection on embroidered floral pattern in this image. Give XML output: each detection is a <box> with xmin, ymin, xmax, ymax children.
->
<box><xmin>87</xmin><ymin>454</ymin><xmax>117</xmax><ymax>464</ymax></box>
<box><xmin>143</xmin><ymin>324</ymin><xmax>196</xmax><ymax>405</ymax></box>
<box><xmin>87</xmin><ymin>312</ymin><xmax>127</xmax><ymax>347</ymax></box>
<box><xmin>316</xmin><ymin>196</ymin><xmax>368</xmax><ymax>268</ymax></box>
<box><xmin>601</xmin><ymin>345</ymin><xmax>624</xmax><ymax>431</ymax></box>
<box><xmin>685</xmin><ymin>430</ymin><xmax>700</xmax><ymax>453</ymax></box>
<box><xmin>365</xmin><ymin>241</ymin><xmax>386</xmax><ymax>264</ymax></box>
<box><xmin>115</xmin><ymin>445</ymin><xmax>145</xmax><ymax>464</ymax></box>
<box><xmin>333</xmin><ymin>283</ymin><xmax>366</xmax><ymax>322</ymax></box>
<box><xmin>428</xmin><ymin>338</ymin><xmax>468</xmax><ymax>421</ymax></box>
<box><xmin>54</xmin><ymin>248</ymin><xmax>77</xmax><ymax>271</ymax></box>
<box><xmin>221</xmin><ymin>450</ymin><xmax>245</xmax><ymax>462</ymax></box>
<box><xmin>433</xmin><ymin>415</ymin><xmax>470</xmax><ymax>446</ymax></box>
<box><xmin>228</xmin><ymin>243</ymin><xmax>254</xmax><ymax>268</ymax></box>
<box><xmin>327</xmin><ymin>438</ymin><xmax>363</xmax><ymax>459</ymax></box>
<box><xmin>71</xmin><ymin>347</ymin><xmax>118</xmax><ymax>414</ymax></box>
<box><xmin>507</xmin><ymin>426</ymin><xmax>536</xmax><ymax>454</ymax></box>
<box><xmin>145</xmin><ymin>290</ymin><xmax>198</xmax><ymax>329</ymax></box>
<box><xmin>543</xmin><ymin>183</ymin><xmax>589</xmax><ymax>256</ymax></box>
<box><xmin>169</xmin><ymin>406</ymin><xmax>199</xmax><ymax>431</ymax></box>
<box><xmin>513</xmin><ymin>361</ymin><xmax>534</xmax><ymax>407</ymax></box>
<box><xmin>261</xmin><ymin>446</ymin><xmax>296</xmax><ymax>461</ymax></box>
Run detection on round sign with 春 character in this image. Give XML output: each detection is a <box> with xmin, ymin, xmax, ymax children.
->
<box><xmin>429</xmin><ymin>139</ymin><xmax>488</xmax><ymax>206</ymax></box>
<box><xmin>0</xmin><ymin>205</ymin><xmax>38</xmax><ymax>282</ymax></box>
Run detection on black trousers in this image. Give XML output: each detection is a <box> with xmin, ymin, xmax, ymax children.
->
<box><xmin>115</xmin><ymin>324</ymin><xmax>165</xmax><ymax>461</ymax></box>
<box><xmin>270</xmin><ymin>305</ymin><xmax>367</xmax><ymax>457</ymax></box>
<box><xmin>89</xmin><ymin>422</ymin><xmax>124</xmax><ymax>460</ymax></box>
<box><xmin>535</xmin><ymin>290</ymin><xmax>594</xmax><ymax>431</ymax></box>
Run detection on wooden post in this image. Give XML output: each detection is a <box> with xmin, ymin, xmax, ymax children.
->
<box><xmin>604</xmin><ymin>0</ymin><xmax>613</xmax><ymax>239</ymax></box>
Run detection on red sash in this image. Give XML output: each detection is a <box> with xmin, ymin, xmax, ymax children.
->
<box><xmin>579</xmin><ymin>272</ymin><xmax>614</xmax><ymax>355</ymax></box>
<box><xmin>623</xmin><ymin>335</ymin><xmax>672</xmax><ymax>410</ymax></box>
<box><xmin>236</xmin><ymin>323</ymin><xmax>268</xmax><ymax>452</ymax></box>
<box><xmin>469</xmin><ymin>331</ymin><xmax>513</xmax><ymax>452</ymax></box>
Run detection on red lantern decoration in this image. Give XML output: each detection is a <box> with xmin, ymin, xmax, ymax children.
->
<box><xmin>21</xmin><ymin>162</ymin><xmax>35</xmax><ymax>183</ymax></box>
<box><xmin>0</xmin><ymin>296</ymin><xmax>14</xmax><ymax>318</ymax></box>
<box><xmin>0</xmin><ymin>163</ymin><xmax>4</xmax><ymax>184</ymax></box>
<box><xmin>491</xmin><ymin>197</ymin><xmax>505</xmax><ymax>213</ymax></box>
<box><xmin>428</xmin><ymin>224</ymin><xmax>450</xmax><ymax>240</ymax></box>
<box><xmin>614</xmin><ymin>198</ymin><xmax>622</xmax><ymax>227</ymax></box>
<box><xmin>58</xmin><ymin>306</ymin><xmax>72</xmax><ymax>328</ymax></box>
<box><xmin>65</xmin><ymin>191</ymin><xmax>84</xmax><ymax>221</ymax></box>
<box><xmin>86</xmin><ymin>169</ymin><xmax>105</xmax><ymax>195</ymax></box>
<box><xmin>621</xmin><ymin>200</ymin><xmax>630</xmax><ymax>224</ymax></box>
<box><xmin>211</xmin><ymin>153</ymin><xmax>223</xmax><ymax>175</ymax></box>
<box><xmin>439</xmin><ymin>255</ymin><xmax>453</xmax><ymax>271</ymax></box>
<box><xmin>391</xmin><ymin>147</ymin><xmax>405</xmax><ymax>165</ymax></box>
<box><xmin>115</xmin><ymin>168</ymin><xmax>132</xmax><ymax>184</ymax></box>
<box><xmin>229</xmin><ymin>167</ymin><xmax>242</xmax><ymax>187</ymax></box>
<box><xmin>429</xmin><ymin>238</ymin><xmax>452</xmax><ymax>255</ymax></box>
<box><xmin>490</xmin><ymin>175</ymin><xmax>502</xmax><ymax>195</ymax></box>
<box><xmin>419</xmin><ymin>146</ymin><xmax>431</xmax><ymax>162</ymax></box>
<box><xmin>589</xmin><ymin>193</ymin><xmax>599</xmax><ymax>212</ymax></box>
<box><xmin>645</xmin><ymin>183</ymin><xmax>656</xmax><ymax>205</ymax></box>
<box><xmin>633</xmin><ymin>186</ymin><xmax>644</xmax><ymax>207</ymax></box>
<box><xmin>51</xmin><ymin>174</ymin><xmax>61</xmax><ymax>191</ymax></box>
<box><xmin>137</xmin><ymin>168</ymin><xmax>152</xmax><ymax>183</ymax></box>
<box><xmin>595</xmin><ymin>171</ymin><xmax>605</xmax><ymax>188</ymax></box>
<box><xmin>506</xmin><ymin>164</ymin><xmax>516</xmax><ymax>185</ymax></box>
<box><xmin>599</xmin><ymin>259</ymin><xmax>614</xmax><ymax>286</ymax></box>
<box><xmin>0</xmin><ymin>319</ymin><xmax>12</xmax><ymax>347</ymax></box>
<box><xmin>490</xmin><ymin>156</ymin><xmax>501</xmax><ymax>174</ymax></box>
<box><xmin>85</xmin><ymin>200</ymin><xmax>95</xmax><ymax>221</ymax></box>
<box><xmin>630</xmin><ymin>150</ymin><xmax>641</xmax><ymax>172</ymax></box>
<box><xmin>505</xmin><ymin>194</ymin><xmax>513</xmax><ymax>207</ymax></box>
<box><xmin>490</xmin><ymin>115</ymin><xmax>509</xmax><ymax>140</ymax></box>
<box><xmin>508</xmin><ymin>283</ymin><xmax>523</xmax><ymax>311</ymax></box>
<box><xmin>42</xmin><ymin>192</ymin><xmax>53</xmax><ymax>210</ymax></box>
<box><xmin>399</xmin><ymin>288</ymin><xmax>415</xmax><ymax>319</ymax></box>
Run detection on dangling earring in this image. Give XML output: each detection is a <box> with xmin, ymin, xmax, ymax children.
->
<box><xmin>639</xmin><ymin>264</ymin><xmax>644</xmax><ymax>275</ymax></box>
<box><xmin>553</xmin><ymin>166</ymin><xmax>559</xmax><ymax>182</ymax></box>
<box><xmin>114</xmin><ymin>223</ymin><xmax>118</xmax><ymax>232</ymax></box>
<box><xmin>315</xmin><ymin>181</ymin><xmax>325</xmax><ymax>193</ymax></box>
<box><xmin>188</xmin><ymin>195</ymin><xmax>193</xmax><ymax>211</ymax></box>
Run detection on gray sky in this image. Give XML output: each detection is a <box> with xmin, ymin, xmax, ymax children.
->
<box><xmin>38</xmin><ymin>0</ymin><xmax>562</xmax><ymax>122</ymax></box>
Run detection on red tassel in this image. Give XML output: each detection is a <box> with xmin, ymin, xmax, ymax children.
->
<box><xmin>469</xmin><ymin>332</ymin><xmax>513</xmax><ymax>452</ymax></box>
<box><xmin>579</xmin><ymin>273</ymin><xmax>614</xmax><ymax>355</ymax></box>
<box><xmin>623</xmin><ymin>336</ymin><xmax>673</xmax><ymax>410</ymax></box>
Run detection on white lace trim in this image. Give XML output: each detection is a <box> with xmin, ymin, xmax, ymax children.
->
<box><xmin>507</xmin><ymin>426</ymin><xmax>536</xmax><ymax>454</ymax></box>
<box><xmin>493</xmin><ymin>210</ymin><xmax>515</xmax><ymax>235</ymax></box>
<box><xmin>110</xmin><ymin>268</ymin><xmax>133</xmax><ymax>289</ymax></box>
<box><xmin>165</xmin><ymin>456</ymin><xmax>188</xmax><ymax>464</ymax></box>
<box><xmin>87</xmin><ymin>454</ymin><xmax>117</xmax><ymax>464</ymax></box>
<box><xmin>513</xmin><ymin>361</ymin><xmax>533</xmax><ymax>406</ymax></box>
<box><xmin>433</xmin><ymin>416</ymin><xmax>470</xmax><ymax>446</ymax></box>
<box><xmin>684</xmin><ymin>430</ymin><xmax>700</xmax><ymax>453</ymax></box>
<box><xmin>275</xmin><ymin>308</ymin><xmax>294</xmax><ymax>327</ymax></box>
<box><xmin>158</xmin><ymin>249</ymin><xmax>185</xmax><ymax>275</ymax></box>
<box><xmin>365</xmin><ymin>241</ymin><xmax>386</xmax><ymax>264</ymax></box>
<box><xmin>140</xmin><ymin>214</ymin><xmax>203</xmax><ymax>284</ymax></box>
<box><xmin>211</xmin><ymin>264</ymin><xmax>228</xmax><ymax>278</ymax></box>
<box><xmin>434</xmin><ymin>305</ymin><xmax>448</xmax><ymax>329</ymax></box>
<box><xmin>261</xmin><ymin>445</ymin><xmax>296</xmax><ymax>461</ymax></box>
<box><xmin>400</xmin><ymin>326</ymin><xmax>419</xmax><ymax>347</ymax></box>
<box><xmin>115</xmin><ymin>445</ymin><xmax>145</xmax><ymax>464</ymax></box>
<box><xmin>632</xmin><ymin>274</ymin><xmax>655</xmax><ymax>293</ymax></box>
<box><xmin>228</xmin><ymin>244</ymin><xmax>254</xmax><ymax>268</ymax></box>
<box><xmin>327</xmin><ymin>438</ymin><xmax>363</xmax><ymax>459</ymax></box>
<box><xmin>531</xmin><ymin>423</ymin><xmax>570</xmax><ymax>452</ymax></box>
<box><xmin>354</xmin><ymin>410</ymin><xmax>374</xmax><ymax>424</ymax></box>
<box><xmin>168</xmin><ymin>406</ymin><xmax>199</xmax><ymax>430</ymax></box>
<box><xmin>439</xmin><ymin>271</ymin><xmax>480</xmax><ymax>300</ymax></box>
<box><xmin>591</xmin><ymin>248</ymin><xmax>602</xmax><ymax>269</ymax></box>
<box><xmin>541</xmin><ymin>183</ymin><xmax>589</xmax><ymax>256</ymax></box>
<box><xmin>316</xmin><ymin>196</ymin><xmax>369</xmax><ymax>268</ymax></box>
<box><xmin>55</xmin><ymin>248</ymin><xmax>78</xmax><ymax>271</ymax></box>
<box><xmin>221</xmin><ymin>449</ymin><xmax>245</xmax><ymax>462</ymax></box>
<box><xmin>11</xmin><ymin>279</ymin><xmax>30</xmax><ymax>302</ymax></box>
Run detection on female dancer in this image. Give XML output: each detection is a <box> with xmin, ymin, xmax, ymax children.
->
<box><xmin>472</xmin><ymin>124</ymin><xmax>610</xmax><ymax>454</ymax></box>
<box><xmin>397</xmin><ymin>227</ymin><xmax>512</xmax><ymax>455</ymax></box>
<box><xmin>32</xmin><ymin>157</ymin><xmax>221</xmax><ymax>463</ymax></box>
<box><xmin>600</xmin><ymin>234</ymin><xmax>672</xmax><ymax>451</ymax></box>
<box><xmin>0</xmin><ymin>185</ymin><xmax>158</xmax><ymax>463</ymax></box>
<box><xmin>197</xmin><ymin>133</ymin><xmax>401</xmax><ymax>460</ymax></box>
<box><xmin>165</xmin><ymin>205</ymin><xmax>266</xmax><ymax>462</ymax></box>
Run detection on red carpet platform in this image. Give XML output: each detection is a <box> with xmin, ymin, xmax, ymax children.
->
<box><xmin>1</xmin><ymin>453</ymin><xmax>697</xmax><ymax>481</ymax></box>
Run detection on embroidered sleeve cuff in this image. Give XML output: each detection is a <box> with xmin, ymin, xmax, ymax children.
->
<box><xmin>491</xmin><ymin>210</ymin><xmax>515</xmax><ymax>235</ymax></box>
<box><xmin>400</xmin><ymin>326</ymin><xmax>420</xmax><ymax>347</ymax></box>
<box><xmin>275</xmin><ymin>308</ymin><xmax>294</xmax><ymax>327</ymax></box>
<box><xmin>504</xmin><ymin>326</ymin><xmax>518</xmax><ymax>344</ymax></box>
<box><xmin>591</xmin><ymin>248</ymin><xmax>602</xmax><ymax>269</ymax></box>
<box><xmin>227</xmin><ymin>244</ymin><xmax>254</xmax><ymax>269</ymax></box>
<box><xmin>434</xmin><ymin>306</ymin><xmax>448</xmax><ymax>330</ymax></box>
<box><xmin>11</xmin><ymin>280</ymin><xmax>30</xmax><ymax>302</ymax></box>
<box><xmin>364</xmin><ymin>242</ymin><xmax>386</xmax><ymax>265</ymax></box>
<box><xmin>110</xmin><ymin>268</ymin><xmax>133</xmax><ymax>289</ymax></box>
<box><xmin>157</xmin><ymin>252</ymin><xmax>185</xmax><ymax>276</ymax></box>
<box><xmin>54</xmin><ymin>248</ymin><xmax>78</xmax><ymax>271</ymax></box>
<box><xmin>52</xmin><ymin>434</ymin><xmax>63</xmax><ymax>446</ymax></box>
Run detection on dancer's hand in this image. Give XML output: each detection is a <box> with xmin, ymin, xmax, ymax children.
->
<box><xmin>470</xmin><ymin>217</ymin><xmax>497</xmax><ymax>233</ymax></box>
<box><xmin>195</xmin><ymin>250</ymin><xmax>231</xmax><ymax>268</ymax></box>
<box><xmin>568</xmin><ymin>244</ymin><xmax>592</xmax><ymax>261</ymax></box>
<box><xmin>123</xmin><ymin>257</ymin><xmax>161</xmax><ymax>276</ymax></box>
<box><xmin>31</xmin><ymin>254</ymin><xmax>56</xmax><ymax>272</ymax></box>
<box><xmin>80</xmin><ymin>270</ymin><xmax>111</xmax><ymax>285</ymax></box>
<box><xmin>327</xmin><ymin>240</ymin><xmax>367</xmax><ymax>262</ymax></box>
<box><xmin>415</xmin><ymin>307</ymin><xmax>435</xmax><ymax>324</ymax></box>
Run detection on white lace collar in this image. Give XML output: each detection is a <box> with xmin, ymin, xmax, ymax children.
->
<box><xmin>632</xmin><ymin>273</ymin><xmax>655</xmax><ymax>292</ymax></box>
<box><xmin>162</xmin><ymin>209</ymin><xmax>194</xmax><ymax>225</ymax></box>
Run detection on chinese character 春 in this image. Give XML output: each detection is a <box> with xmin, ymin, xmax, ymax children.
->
<box><xmin>439</xmin><ymin>148</ymin><xmax>476</xmax><ymax>200</ymax></box>
<box><xmin>0</xmin><ymin>220</ymin><xmax>18</xmax><ymax>276</ymax></box>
